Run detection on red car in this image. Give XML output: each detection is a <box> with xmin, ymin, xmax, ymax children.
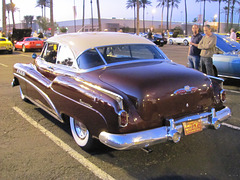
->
<box><xmin>14</xmin><ymin>37</ymin><xmax>44</xmax><ymax>52</ymax></box>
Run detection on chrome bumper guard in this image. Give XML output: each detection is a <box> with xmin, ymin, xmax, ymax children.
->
<box><xmin>99</xmin><ymin>107</ymin><xmax>231</xmax><ymax>150</ymax></box>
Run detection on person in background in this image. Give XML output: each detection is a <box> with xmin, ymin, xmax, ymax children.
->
<box><xmin>0</xmin><ymin>30</ymin><xmax>2</xmax><ymax>37</ymax></box>
<box><xmin>188</xmin><ymin>24</ymin><xmax>202</xmax><ymax>70</ymax></box>
<box><xmin>191</xmin><ymin>25</ymin><xmax>217</xmax><ymax>76</ymax></box>
<box><xmin>33</xmin><ymin>31</ymin><xmax>38</xmax><ymax>37</ymax></box>
<box><xmin>147</xmin><ymin>28</ymin><xmax>153</xmax><ymax>40</ymax></box>
<box><xmin>230</xmin><ymin>28</ymin><xmax>236</xmax><ymax>41</ymax></box>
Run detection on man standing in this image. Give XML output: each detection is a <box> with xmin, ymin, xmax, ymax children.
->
<box><xmin>191</xmin><ymin>25</ymin><xmax>217</xmax><ymax>76</ymax></box>
<box><xmin>188</xmin><ymin>25</ymin><xmax>202</xmax><ymax>70</ymax></box>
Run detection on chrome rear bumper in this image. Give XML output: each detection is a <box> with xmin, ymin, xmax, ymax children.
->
<box><xmin>99</xmin><ymin>107</ymin><xmax>231</xmax><ymax>150</ymax></box>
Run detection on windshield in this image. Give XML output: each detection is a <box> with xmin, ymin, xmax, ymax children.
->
<box><xmin>97</xmin><ymin>44</ymin><xmax>164</xmax><ymax>64</ymax></box>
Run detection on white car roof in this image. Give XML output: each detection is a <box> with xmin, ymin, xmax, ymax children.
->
<box><xmin>47</xmin><ymin>32</ymin><xmax>154</xmax><ymax>58</ymax></box>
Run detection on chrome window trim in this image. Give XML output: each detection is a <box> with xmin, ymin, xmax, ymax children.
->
<box><xmin>75</xmin><ymin>44</ymin><xmax>170</xmax><ymax>73</ymax></box>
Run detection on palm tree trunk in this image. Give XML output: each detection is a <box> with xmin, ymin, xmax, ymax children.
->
<box><xmin>8</xmin><ymin>11</ymin><xmax>10</xmax><ymax>32</ymax></box>
<box><xmin>50</xmin><ymin>0</ymin><xmax>54</xmax><ymax>36</ymax></box>
<box><xmin>203</xmin><ymin>0</ymin><xmax>206</xmax><ymax>27</ymax></box>
<box><xmin>231</xmin><ymin>0</ymin><xmax>235</xmax><ymax>27</ymax></box>
<box><xmin>41</xmin><ymin>6</ymin><xmax>43</xmax><ymax>18</ymax></box>
<box><xmin>2</xmin><ymin>0</ymin><xmax>7</xmax><ymax>33</ymax></box>
<box><xmin>90</xmin><ymin>0</ymin><xmax>93</xmax><ymax>31</ymax></box>
<box><xmin>136</xmin><ymin>0</ymin><xmax>140</xmax><ymax>35</ymax></box>
<box><xmin>143</xmin><ymin>5</ymin><xmax>145</xmax><ymax>33</ymax></box>
<box><xmin>134</xmin><ymin>4</ymin><xmax>136</xmax><ymax>33</ymax></box>
<box><xmin>170</xmin><ymin>3</ymin><xmax>173</xmax><ymax>30</ymax></box>
<box><xmin>185</xmin><ymin>0</ymin><xmax>188</xmax><ymax>35</ymax></box>
<box><xmin>166</xmin><ymin>0</ymin><xmax>169</xmax><ymax>30</ymax></box>
<box><xmin>96</xmin><ymin>0</ymin><xmax>101</xmax><ymax>31</ymax></box>
<box><xmin>217</xmin><ymin>0</ymin><xmax>221</xmax><ymax>33</ymax></box>
<box><xmin>82</xmin><ymin>0</ymin><xmax>85</xmax><ymax>31</ymax></box>
<box><xmin>161</xmin><ymin>6</ymin><xmax>164</xmax><ymax>31</ymax></box>
<box><xmin>10</xmin><ymin>0</ymin><xmax>15</xmax><ymax>28</ymax></box>
<box><xmin>227</xmin><ymin>0</ymin><xmax>230</xmax><ymax>31</ymax></box>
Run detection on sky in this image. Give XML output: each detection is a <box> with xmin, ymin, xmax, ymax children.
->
<box><xmin>1</xmin><ymin>0</ymin><xmax>239</xmax><ymax>25</ymax></box>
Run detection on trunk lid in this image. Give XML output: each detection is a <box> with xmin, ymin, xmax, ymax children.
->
<box><xmin>99</xmin><ymin>61</ymin><xmax>214</xmax><ymax>121</ymax></box>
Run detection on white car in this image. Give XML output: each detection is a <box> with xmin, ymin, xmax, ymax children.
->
<box><xmin>168</xmin><ymin>36</ymin><xmax>191</xmax><ymax>46</ymax></box>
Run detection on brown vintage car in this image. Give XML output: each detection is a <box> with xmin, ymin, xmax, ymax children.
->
<box><xmin>12</xmin><ymin>32</ymin><xmax>231</xmax><ymax>151</ymax></box>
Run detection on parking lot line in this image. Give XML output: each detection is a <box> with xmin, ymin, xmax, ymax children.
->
<box><xmin>0</xmin><ymin>63</ymin><xmax>8</xmax><ymax>67</ymax></box>
<box><xmin>12</xmin><ymin>106</ymin><xmax>116</xmax><ymax>180</ymax></box>
<box><xmin>225</xmin><ymin>89</ymin><xmax>240</xmax><ymax>94</ymax></box>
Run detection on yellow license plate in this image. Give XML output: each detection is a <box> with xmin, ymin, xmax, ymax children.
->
<box><xmin>183</xmin><ymin>120</ymin><xmax>203</xmax><ymax>136</ymax></box>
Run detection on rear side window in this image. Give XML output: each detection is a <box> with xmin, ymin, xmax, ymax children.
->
<box><xmin>77</xmin><ymin>49</ymin><xmax>104</xmax><ymax>69</ymax></box>
<box><xmin>0</xmin><ymin>38</ymin><xmax>6</xmax><ymax>41</ymax></box>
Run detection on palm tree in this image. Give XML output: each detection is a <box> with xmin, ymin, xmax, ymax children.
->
<box><xmin>156</xmin><ymin>0</ymin><xmax>166</xmax><ymax>31</ymax></box>
<box><xmin>36</xmin><ymin>0</ymin><xmax>50</xmax><ymax>18</ymax></box>
<box><xmin>166</xmin><ymin>0</ymin><xmax>170</xmax><ymax>30</ymax></box>
<box><xmin>96</xmin><ymin>0</ymin><xmax>102</xmax><ymax>31</ymax></box>
<box><xmin>82</xmin><ymin>0</ymin><xmax>85</xmax><ymax>31</ymax></box>
<box><xmin>196</xmin><ymin>0</ymin><xmax>211</xmax><ymax>28</ymax></box>
<box><xmin>136</xmin><ymin>0</ymin><xmax>140</xmax><ymax>35</ymax></box>
<box><xmin>212</xmin><ymin>0</ymin><xmax>225</xmax><ymax>33</ymax></box>
<box><xmin>169</xmin><ymin>0</ymin><xmax>180</xmax><ymax>30</ymax></box>
<box><xmin>6</xmin><ymin>3</ymin><xmax>11</xmax><ymax>31</ymax></box>
<box><xmin>140</xmin><ymin>0</ymin><xmax>151</xmax><ymax>33</ymax></box>
<box><xmin>24</xmin><ymin>15</ymin><xmax>34</xmax><ymax>28</ymax></box>
<box><xmin>50</xmin><ymin>0</ymin><xmax>54</xmax><ymax>36</ymax></box>
<box><xmin>184</xmin><ymin>0</ymin><xmax>187</xmax><ymax>35</ymax></box>
<box><xmin>230</xmin><ymin>0</ymin><xmax>239</xmax><ymax>27</ymax></box>
<box><xmin>9</xmin><ymin>0</ymin><xmax>16</xmax><ymax>28</ymax></box>
<box><xmin>2</xmin><ymin>0</ymin><xmax>7</xmax><ymax>33</ymax></box>
<box><xmin>226</xmin><ymin>0</ymin><xmax>231</xmax><ymax>31</ymax></box>
<box><xmin>126</xmin><ymin>0</ymin><xmax>137</xmax><ymax>33</ymax></box>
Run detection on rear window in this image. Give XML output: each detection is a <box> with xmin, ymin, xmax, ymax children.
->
<box><xmin>77</xmin><ymin>49</ymin><xmax>104</xmax><ymax>69</ymax></box>
<box><xmin>25</xmin><ymin>38</ymin><xmax>41</xmax><ymax>41</ymax></box>
<box><xmin>97</xmin><ymin>44</ymin><xmax>164</xmax><ymax>64</ymax></box>
<box><xmin>0</xmin><ymin>38</ymin><xmax>6</xmax><ymax>41</ymax></box>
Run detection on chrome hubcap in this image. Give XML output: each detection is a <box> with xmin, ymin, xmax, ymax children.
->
<box><xmin>74</xmin><ymin>121</ymin><xmax>88</xmax><ymax>139</ymax></box>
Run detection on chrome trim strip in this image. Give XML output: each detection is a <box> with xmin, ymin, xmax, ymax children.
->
<box><xmin>217</xmin><ymin>74</ymin><xmax>240</xmax><ymax>80</ymax></box>
<box><xmin>99</xmin><ymin>107</ymin><xmax>231</xmax><ymax>150</ymax></box>
<box><xmin>50</xmin><ymin>86</ymin><xmax>107</xmax><ymax>125</ymax></box>
<box><xmin>207</xmin><ymin>75</ymin><xmax>224</xmax><ymax>82</ymax></box>
<box><xmin>14</xmin><ymin>73</ymin><xmax>62</xmax><ymax>121</ymax></box>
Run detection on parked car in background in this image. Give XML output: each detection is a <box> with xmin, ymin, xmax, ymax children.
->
<box><xmin>12</xmin><ymin>32</ymin><xmax>231</xmax><ymax>151</ymax></box>
<box><xmin>168</xmin><ymin>35</ymin><xmax>191</xmax><ymax>46</ymax></box>
<box><xmin>140</xmin><ymin>33</ymin><xmax>167</xmax><ymax>47</ymax></box>
<box><xmin>0</xmin><ymin>37</ymin><xmax>13</xmax><ymax>54</ymax></box>
<box><xmin>213</xmin><ymin>34</ymin><xmax>240</xmax><ymax>79</ymax></box>
<box><xmin>14</xmin><ymin>37</ymin><xmax>44</xmax><ymax>52</ymax></box>
<box><xmin>236</xmin><ymin>31</ymin><xmax>240</xmax><ymax>43</ymax></box>
<box><xmin>152</xmin><ymin>33</ymin><xmax>167</xmax><ymax>46</ymax></box>
<box><xmin>168</xmin><ymin>31</ymin><xmax>191</xmax><ymax>46</ymax></box>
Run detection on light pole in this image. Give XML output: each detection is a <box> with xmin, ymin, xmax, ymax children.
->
<box><xmin>151</xmin><ymin>9</ymin><xmax>156</xmax><ymax>28</ymax></box>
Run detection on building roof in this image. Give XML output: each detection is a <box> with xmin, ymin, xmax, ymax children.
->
<box><xmin>47</xmin><ymin>32</ymin><xmax>154</xmax><ymax>58</ymax></box>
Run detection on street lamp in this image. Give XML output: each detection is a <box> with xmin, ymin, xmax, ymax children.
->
<box><xmin>151</xmin><ymin>9</ymin><xmax>156</xmax><ymax>27</ymax></box>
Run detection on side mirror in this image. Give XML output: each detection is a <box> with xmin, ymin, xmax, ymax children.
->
<box><xmin>32</xmin><ymin>53</ymin><xmax>37</xmax><ymax>59</ymax></box>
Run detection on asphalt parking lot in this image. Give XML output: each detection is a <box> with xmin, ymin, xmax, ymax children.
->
<box><xmin>0</xmin><ymin>45</ymin><xmax>240</xmax><ymax>180</ymax></box>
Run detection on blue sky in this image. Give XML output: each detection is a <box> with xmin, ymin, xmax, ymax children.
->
<box><xmin>1</xmin><ymin>0</ymin><xmax>239</xmax><ymax>24</ymax></box>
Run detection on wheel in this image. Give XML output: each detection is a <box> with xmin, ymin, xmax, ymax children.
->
<box><xmin>70</xmin><ymin>117</ymin><xmax>94</xmax><ymax>150</ymax></box>
<box><xmin>22</xmin><ymin>45</ymin><xmax>26</xmax><ymax>53</ymax></box>
<box><xmin>169</xmin><ymin>39</ymin><xmax>173</xmax><ymax>45</ymax></box>
<box><xmin>8</xmin><ymin>49</ymin><xmax>13</xmax><ymax>54</ymax></box>
<box><xmin>183</xmin><ymin>40</ymin><xmax>189</xmax><ymax>46</ymax></box>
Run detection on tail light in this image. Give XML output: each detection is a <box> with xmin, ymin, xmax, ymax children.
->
<box><xmin>220</xmin><ymin>89</ymin><xmax>226</xmax><ymax>103</ymax></box>
<box><xmin>118</xmin><ymin>110</ymin><xmax>128</xmax><ymax>127</ymax></box>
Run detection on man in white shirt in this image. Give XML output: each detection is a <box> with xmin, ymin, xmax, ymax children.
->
<box><xmin>230</xmin><ymin>28</ymin><xmax>236</xmax><ymax>41</ymax></box>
